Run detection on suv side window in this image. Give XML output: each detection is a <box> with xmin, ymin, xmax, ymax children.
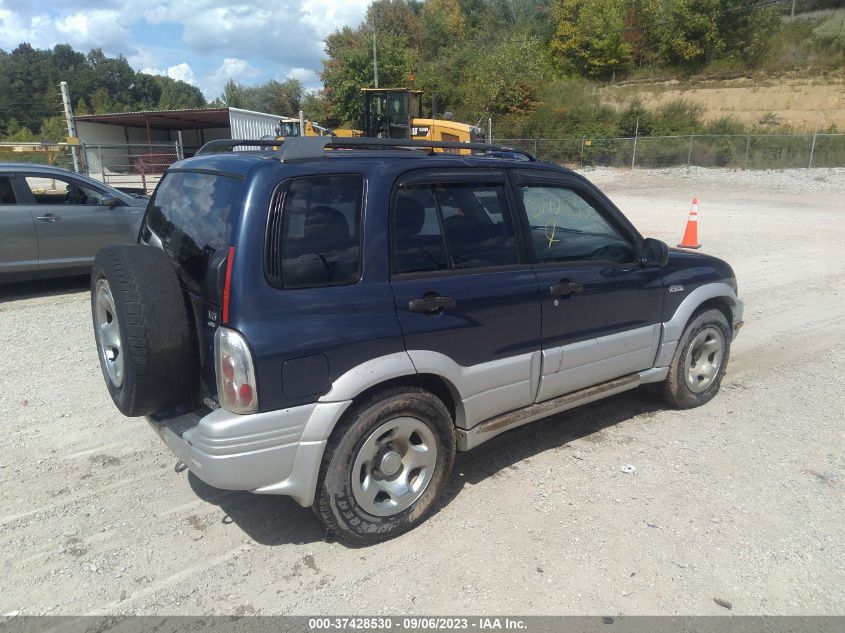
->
<box><xmin>266</xmin><ymin>174</ymin><xmax>363</xmax><ymax>289</ymax></box>
<box><xmin>393</xmin><ymin>185</ymin><xmax>448</xmax><ymax>274</ymax></box>
<box><xmin>392</xmin><ymin>181</ymin><xmax>520</xmax><ymax>273</ymax></box>
<box><xmin>519</xmin><ymin>185</ymin><xmax>635</xmax><ymax>264</ymax></box>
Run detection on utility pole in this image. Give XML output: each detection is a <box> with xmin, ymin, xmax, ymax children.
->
<box><xmin>299</xmin><ymin>110</ymin><xmax>305</xmax><ymax>137</ymax></box>
<box><xmin>372</xmin><ymin>22</ymin><xmax>379</xmax><ymax>88</ymax></box>
<box><xmin>60</xmin><ymin>81</ymin><xmax>80</xmax><ymax>172</ymax></box>
<box><xmin>487</xmin><ymin>117</ymin><xmax>492</xmax><ymax>144</ymax></box>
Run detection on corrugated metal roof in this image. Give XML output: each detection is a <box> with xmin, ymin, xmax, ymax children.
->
<box><xmin>74</xmin><ymin>108</ymin><xmax>231</xmax><ymax>129</ymax></box>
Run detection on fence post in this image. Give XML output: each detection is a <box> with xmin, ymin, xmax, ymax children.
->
<box><xmin>580</xmin><ymin>137</ymin><xmax>585</xmax><ymax>168</ymax></box>
<box><xmin>533</xmin><ymin>139</ymin><xmax>538</xmax><ymax>157</ymax></box>
<box><xmin>687</xmin><ymin>133</ymin><xmax>694</xmax><ymax>168</ymax></box>
<box><xmin>631</xmin><ymin>117</ymin><xmax>639</xmax><ymax>169</ymax></box>
<box><xmin>744</xmin><ymin>135</ymin><xmax>750</xmax><ymax>170</ymax></box>
<box><xmin>809</xmin><ymin>131</ymin><xmax>818</xmax><ymax>169</ymax></box>
<box><xmin>97</xmin><ymin>144</ymin><xmax>103</xmax><ymax>183</ymax></box>
<box><xmin>176</xmin><ymin>131</ymin><xmax>184</xmax><ymax>161</ymax></box>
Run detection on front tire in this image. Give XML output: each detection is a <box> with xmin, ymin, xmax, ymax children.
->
<box><xmin>657</xmin><ymin>308</ymin><xmax>731</xmax><ymax>409</ymax></box>
<box><xmin>314</xmin><ymin>387</ymin><xmax>456</xmax><ymax>544</ymax></box>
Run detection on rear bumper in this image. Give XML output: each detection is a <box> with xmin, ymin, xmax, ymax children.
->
<box><xmin>147</xmin><ymin>400</ymin><xmax>351</xmax><ymax>507</ymax></box>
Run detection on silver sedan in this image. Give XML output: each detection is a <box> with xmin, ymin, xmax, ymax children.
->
<box><xmin>0</xmin><ymin>164</ymin><xmax>148</xmax><ymax>282</ymax></box>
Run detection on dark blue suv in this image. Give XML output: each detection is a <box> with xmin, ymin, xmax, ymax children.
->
<box><xmin>91</xmin><ymin>137</ymin><xmax>743</xmax><ymax>543</ymax></box>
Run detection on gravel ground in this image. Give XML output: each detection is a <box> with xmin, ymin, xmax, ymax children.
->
<box><xmin>1</xmin><ymin>167</ymin><xmax>844</xmax><ymax>616</ymax></box>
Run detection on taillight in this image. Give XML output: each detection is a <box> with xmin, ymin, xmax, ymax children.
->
<box><xmin>214</xmin><ymin>327</ymin><xmax>257</xmax><ymax>414</ymax></box>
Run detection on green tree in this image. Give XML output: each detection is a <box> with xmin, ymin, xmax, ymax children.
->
<box><xmin>39</xmin><ymin>115</ymin><xmax>68</xmax><ymax>141</ymax></box>
<box><xmin>718</xmin><ymin>0</ymin><xmax>780</xmax><ymax>64</ymax></box>
<box><xmin>302</xmin><ymin>91</ymin><xmax>332</xmax><ymax>126</ymax></box>
<box><xmin>131</xmin><ymin>73</ymin><xmax>163</xmax><ymax>110</ymax></box>
<box><xmin>460</xmin><ymin>37</ymin><xmax>550</xmax><ymax>118</ymax></box>
<box><xmin>242</xmin><ymin>78</ymin><xmax>303</xmax><ymax>115</ymax></box>
<box><xmin>220</xmin><ymin>79</ymin><xmax>247</xmax><ymax>108</ymax></box>
<box><xmin>4</xmin><ymin>117</ymin><xmax>35</xmax><ymax>141</ymax></box>
<box><xmin>75</xmin><ymin>97</ymin><xmax>90</xmax><ymax>115</ymax></box>
<box><xmin>656</xmin><ymin>0</ymin><xmax>722</xmax><ymax>65</ymax></box>
<box><xmin>156</xmin><ymin>77</ymin><xmax>206</xmax><ymax>110</ymax></box>
<box><xmin>420</xmin><ymin>0</ymin><xmax>467</xmax><ymax>56</ymax></box>
<box><xmin>89</xmin><ymin>88</ymin><xmax>115</xmax><ymax>114</ymax></box>
<box><xmin>322</xmin><ymin>27</ymin><xmax>412</xmax><ymax>126</ymax></box>
<box><xmin>367</xmin><ymin>0</ymin><xmax>422</xmax><ymax>48</ymax></box>
<box><xmin>551</xmin><ymin>0</ymin><xmax>632</xmax><ymax>78</ymax></box>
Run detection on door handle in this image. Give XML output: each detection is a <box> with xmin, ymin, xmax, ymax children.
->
<box><xmin>550</xmin><ymin>281</ymin><xmax>583</xmax><ymax>297</ymax></box>
<box><xmin>408</xmin><ymin>293</ymin><xmax>456</xmax><ymax>314</ymax></box>
<box><xmin>36</xmin><ymin>213</ymin><xmax>60</xmax><ymax>223</ymax></box>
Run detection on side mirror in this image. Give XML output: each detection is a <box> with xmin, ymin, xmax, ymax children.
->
<box><xmin>100</xmin><ymin>194</ymin><xmax>119</xmax><ymax>208</ymax></box>
<box><xmin>641</xmin><ymin>238</ymin><xmax>669</xmax><ymax>267</ymax></box>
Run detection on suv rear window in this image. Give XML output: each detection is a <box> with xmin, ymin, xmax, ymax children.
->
<box><xmin>143</xmin><ymin>171</ymin><xmax>240</xmax><ymax>292</ymax></box>
<box><xmin>265</xmin><ymin>175</ymin><xmax>363</xmax><ymax>289</ymax></box>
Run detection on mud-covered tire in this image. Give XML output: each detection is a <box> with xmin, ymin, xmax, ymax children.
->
<box><xmin>657</xmin><ymin>308</ymin><xmax>731</xmax><ymax>409</ymax></box>
<box><xmin>314</xmin><ymin>387</ymin><xmax>456</xmax><ymax>544</ymax></box>
<box><xmin>91</xmin><ymin>245</ymin><xmax>196</xmax><ymax>417</ymax></box>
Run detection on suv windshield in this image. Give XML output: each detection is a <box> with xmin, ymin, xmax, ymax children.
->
<box><xmin>142</xmin><ymin>170</ymin><xmax>241</xmax><ymax>294</ymax></box>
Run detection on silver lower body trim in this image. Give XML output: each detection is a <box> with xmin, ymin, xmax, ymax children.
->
<box><xmin>456</xmin><ymin>367</ymin><xmax>668</xmax><ymax>450</ymax></box>
<box><xmin>147</xmin><ymin>399</ymin><xmax>352</xmax><ymax>507</ymax></box>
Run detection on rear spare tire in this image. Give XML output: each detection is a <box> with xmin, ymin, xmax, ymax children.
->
<box><xmin>91</xmin><ymin>245</ymin><xmax>196</xmax><ymax>417</ymax></box>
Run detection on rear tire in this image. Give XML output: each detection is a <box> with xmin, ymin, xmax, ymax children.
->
<box><xmin>313</xmin><ymin>387</ymin><xmax>456</xmax><ymax>544</ymax></box>
<box><xmin>657</xmin><ymin>308</ymin><xmax>731</xmax><ymax>409</ymax></box>
<box><xmin>91</xmin><ymin>245</ymin><xmax>196</xmax><ymax>417</ymax></box>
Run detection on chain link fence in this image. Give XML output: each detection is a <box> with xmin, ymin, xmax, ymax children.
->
<box><xmin>495</xmin><ymin>133</ymin><xmax>845</xmax><ymax>170</ymax></box>
<box><xmin>0</xmin><ymin>140</ymin><xmax>183</xmax><ymax>194</ymax></box>
<box><xmin>0</xmin><ymin>142</ymin><xmax>77</xmax><ymax>170</ymax></box>
<box><xmin>81</xmin><ymin>141</ymin><xmax>182</xmax><ymax>194</ymax></box>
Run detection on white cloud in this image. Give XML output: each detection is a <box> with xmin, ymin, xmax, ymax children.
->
<box><xmin>0</xmin><ymin>7</ymin><xmax>132</xmax><ymax>54</ymax></box>
<box><xmin>141</xmin><ymin>1</ymin><xmax>370</xmax><ymax>70</ymax></box>
<box><xmin>53</xmin><ymin>9</ymin><xmax>131</xmax><ymax>52</ymax></box>
<box><xmin>288</xmin><ymin>67</ymin><xmax>319</xmax><ymax>86</ymax></box>
<box><xmin>166</xmin><ymin>62</ymin><xmax>198</xmax><ymax>86</ymax></box>
<box><xmin>140</xmin><ymin>62</ymin><xmax>199</xmax><ymax>86</ymax></box>
<box><xmin>299</xmin><ymin>0</ymin><xmax>370</xmax><ymax>39</ymax></box>
<box><xmin>0</xmin><ymin>0</ymin><xmax>373</xmax><ymax>96</ymax></box>
<box><xmin>202</xmin><ymin>57</ymin><xmax>260</xmax><ymax>99</ymax></box>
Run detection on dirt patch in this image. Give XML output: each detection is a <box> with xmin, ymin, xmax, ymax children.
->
<box><xmin>600</xmin><ymin>76</ymin><xmax>845</xmax><ymax>130</ymax></box>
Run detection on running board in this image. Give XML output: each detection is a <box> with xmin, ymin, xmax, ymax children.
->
<box><xmin>456</xmin><ymin>367</ymin><xmax>668</xmax><ymax>451</ymax></box>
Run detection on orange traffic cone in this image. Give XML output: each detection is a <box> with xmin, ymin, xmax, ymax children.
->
<box><xmin>677</xmin><ymin>198</ymin><xmax>702</xmax><ymax>249</ymax></box>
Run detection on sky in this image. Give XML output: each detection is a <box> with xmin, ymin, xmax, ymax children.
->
<box><xmin>0</xmin><ymin>0</ymin><xmax>372</xmax><ymax>98</ymax></box>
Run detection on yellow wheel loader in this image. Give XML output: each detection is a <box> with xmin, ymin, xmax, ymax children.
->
<box><xmin>334</xmin><ymin>88</ymin><xmax>482</xmax><ymax>153</ymax></box>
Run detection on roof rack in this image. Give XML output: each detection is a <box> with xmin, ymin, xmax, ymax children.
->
<box><xmin>196</xmin><ymin>136</ymin><xmax>537</xmax><ymax>162</ymax></box>
<box><xmin>195</xmin><ymin>139</ymin><xmax>280</xmax><ymax>154</ymax></box>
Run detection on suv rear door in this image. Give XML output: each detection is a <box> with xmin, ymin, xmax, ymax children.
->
<box><xmin>512</xmin><ymin>169</ymin><xmax>664</xmax><ymax>402</ymax></box>
<box><xmin>389</xmin><ymin>169</ymin><xmax>541</xmax><ymax>429</ymax></box>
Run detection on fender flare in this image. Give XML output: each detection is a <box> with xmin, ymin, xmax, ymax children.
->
<box><xmin>655</xmin><ymin>282</ymin><xmax>740</xmax><ymax>367</ymax></box>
